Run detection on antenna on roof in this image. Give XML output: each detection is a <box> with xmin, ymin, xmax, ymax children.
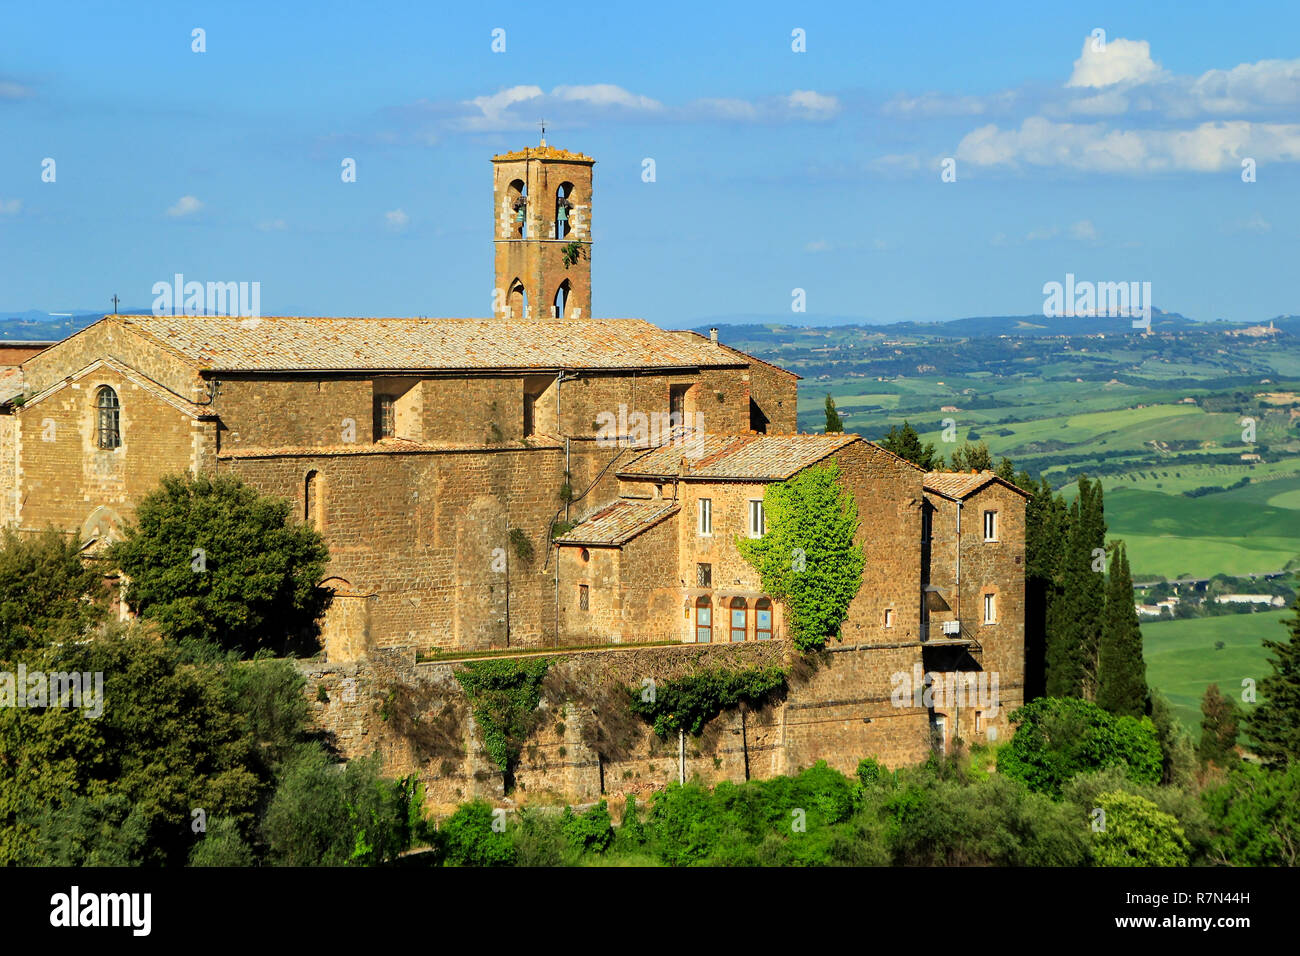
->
<box><xmin>539</xmin><ymin>118</ymin><xmax>546</xmax><ymax>146</ymax></box>
<box><xmin>111</xmin><ymin>294</ymin><xmax>120</xmax><ymax>314</ymax></box>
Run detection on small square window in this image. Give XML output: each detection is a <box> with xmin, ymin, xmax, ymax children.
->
<box><xmin>698</xmin><ymin>498</ymin><xmax>712</xmax><ymax>536</ymax></box>
<box><xmin>696</xmin><ymin>563</ymin><xmax>712</xmax><ymax>588</ymax></box>
<box><xmin>983</xmin><ymin>510</ymin><xmax>998</xmax><ymax>542</ymax></box>
<box><xmin>748</xmin><ymin>500</ymin><xmax>765</xmax><ymax>538</ymax></box>
<box><xmin>579</xmin><ymin>585</ymin><xmax>589</xmax><ymax>611</ymax></box>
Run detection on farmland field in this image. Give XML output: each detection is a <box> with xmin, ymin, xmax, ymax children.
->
<box><xmin>1142</xmin><ymin>610</ymin><xmax>1285</xmax><ymax>736</ymax></box>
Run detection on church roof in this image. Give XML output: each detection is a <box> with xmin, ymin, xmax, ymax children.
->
<box><xmin>618</xmin><ymin>432</ymin><xmax>860</xmax><ymax>481</ymax></box>
<box><xmin>554</xmin><ymin>498</ymin><xmax>680</xmax><ymax>547</ymax></box>
<box><xmin>105</xmin><ymin>316</ymin><xmax>746</xmax><ymax>373</ymax></box>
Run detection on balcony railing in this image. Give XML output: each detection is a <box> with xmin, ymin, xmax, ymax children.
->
<box><xmin>920</xmin><ymin>619</ymin><xmax>982</xmax><ymax>651</ymax></box>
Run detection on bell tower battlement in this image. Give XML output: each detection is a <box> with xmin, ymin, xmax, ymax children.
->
<box><xmin>492</xmin><ymin>142</ymin><xmax>594</xmax><ymax>322</ymax></box>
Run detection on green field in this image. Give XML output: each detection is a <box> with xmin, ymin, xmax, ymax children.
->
<box><xmin>1142</xmin><ymin>610</ymin><xmax>1286</xmax><ymax>735</ymax></box>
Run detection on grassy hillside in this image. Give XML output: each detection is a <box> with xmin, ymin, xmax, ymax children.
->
<box><xmin>1142</xmin><ymin>609</ymin><xmax>1285</xmax><ymax>736</ymax></box>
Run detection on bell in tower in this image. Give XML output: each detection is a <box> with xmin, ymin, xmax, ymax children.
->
<box><xmin>492</xmin><ymin>142</ymin><xmax>594</xmax><ymax>321</ymax></box>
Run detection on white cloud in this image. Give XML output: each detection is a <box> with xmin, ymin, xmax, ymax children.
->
<box><xmin>1067</xmin><ymin>37</ymin><xmax>1162</xmax><ymax>89</ymax></box>
<box><xmin>1069</xmin><ymin>219</ymin><xmax>1099</xmax><ymax>240</ymax></box>
<box><xmin>805</xmin><ymin>239</ymin><xmax>832</xmax><ymax>253</ymax></box>
<box><xmin>0</xmin><ymin>198</ymin><xmax>21</xmax><ymax>215</ymax></box>
<box><xmin>1025</xmin><ymin>226</ymin><xmax>1059</xmax><ymax>242</ymax></box>
<box><xmin>787</xmin><ymin>90</ymin><xmax>840</xmax><ymax>115</ymax></box>
<box><xmin>166</xmin><ymin>195</ymin><xmax>203</xmax><ymax>217</ymax></box>
<box><xmin>552</xmin><ymin>84</ymin><xmax>661</xmax><ymax>110</ymax></box>
<box><xmin>0</xmin><ymin>81</ymin><xmax>32</xmax><ymax>100</ymax></box>
<box><xmin>257</xmin><ymin>219</ymin><xmax>288</xmax><ymax>232</ymax></box>
<box><xmin>1236</xmin><ymin>213</ymin><xmax>1272</xmax><ymax>233</ymax></box>
<box><xmin>461</xmin><ymin>85</ymin><xmax>544</xmax><ymax>131</ymax></box>
<box><xmin>956</xmin><ymin>116</ymin><xmax>1300</xmax><ymax>173</ymax></box>
<box><xmin>385</xmin><ymin>208</ymin><xmax>409</xmax><ymax>230</ymax></box>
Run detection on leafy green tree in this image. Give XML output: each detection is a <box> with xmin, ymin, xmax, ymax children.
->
<box><xmin>561</xmin><ymin>800</ymin><xmax>614</xmax><ymax>853</ymax></box>
<box><xmin>1097</xmin><ymin>542</ymin><xmax>1148</xmax><ymax>717</ymax></box>
<box><xmin>0</xmin><ymin>625</ymin><xmax>263</xmax><ymax>866</ymax></box>
<box><xmin>1025</xmin><ymin>475</ymin><xmax>1067</xmax><ymax>700</ymax></box>
<box><xmin>0</xmin><ymin>527</ymin><xmax>106</xmax><ymax>657</ymax></box>
<box><xmin>188</xmin><ymin>816</ymin><xmax>256</xmax><ymax>866</ymax></box>
<box><xmin>823</xmin><ymin>394</ymin><xmax>844</xmax><ymax>433</ymax></box>
<box><xmin>1149</xmin><ymin>692</ymin><xmax>1197</xmax><ymax>788</ymax></box>
<box><xmin>1090</xmin><ymin>790</ymin><xmax>1191</xmax><ymax>866</ymax></box>
<box><xmin>1198</xmin><ymin>683</ymin><xmax>1241</xmax><ymax>768</ymax></box>
<box><xmin>1203</xmin><ymin>762</ymin><xmax>1300</xmax><ymax>866</ymax></box>
<box><xmin>437</xmin><ymin>800</ymin><xmax>515</xmax><ymax>867</ymax></box>
<box><xmin>948</xmin><ymin>440</ymin><xmax>992</xmax><ymax>472</ymax></box>
<box><xmin>878</xmin><ymin>421</ymin><xmax>938</xmax><ymax>471</ymax></box>
<box><xmin>262</xmin><ymin>747</ymin><xmax>413</xmax><ymax>866</ymax></box>
<box><xmin>1245</xmin><ymin>603</ymin><xmax>1300</xmax><ymax>768</ymax></box>
<box><xmin>109</xmin><ymin>474</ymin><xmax>331</xmax><ymax>656</ymax></box>
<box><xmin>997</xmin><ymin>697</ymin><xmax>1162</xmax><ymax>798</ymax></box>
<box><xmin>737</xmin><ymin>461</ymin><xmax>865</xmax><ymax>652</ymax></box>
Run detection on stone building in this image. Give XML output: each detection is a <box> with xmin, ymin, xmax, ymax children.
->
<box><xmin>0</xmin><ymin>142</ymin><xmax>1027</xmax><ymax>772</ymax></box>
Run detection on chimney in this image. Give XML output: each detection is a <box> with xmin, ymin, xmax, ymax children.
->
<box><xmin>709</xmin><ymin>327</ymin><xmax>719</xmax><ymax>345</ymax></box>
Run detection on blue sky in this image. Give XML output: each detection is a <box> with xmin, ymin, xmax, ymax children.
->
<box><xmin>1</xmin><ymin>0</ymin><xmax>1297</xmax><ymax>324</ymax></box>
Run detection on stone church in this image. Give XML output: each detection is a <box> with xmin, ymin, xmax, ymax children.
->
<box><xmin>0</xmin><ymin>142</ymin><xmax>1028</xmax><ymax>766</ymax></box>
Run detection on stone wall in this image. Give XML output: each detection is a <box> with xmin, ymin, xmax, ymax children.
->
<box><xmin>300</xmin><ymin>639</ymin><xmax>934</xmax><ymax>813</ymax></box>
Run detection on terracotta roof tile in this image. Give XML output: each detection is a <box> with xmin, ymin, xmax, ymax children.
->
<box><xmin>618</xmin><ymin>433</ymin><xmax>859</xmax><ymax>481</ymax></box>
<box><xmin>923</xmin><ymin>470</ymin><xmax>1031</xmax><ymax>499</ymax></box>
<box><xmin>554</xmin><ymin>498</ymin><xmax>679</xmax><ymax>546</ymax></box>
<box><xmin>108</xmin><ymin>316</ymin><xmax>746</xmax><ymax>373</ymax></box>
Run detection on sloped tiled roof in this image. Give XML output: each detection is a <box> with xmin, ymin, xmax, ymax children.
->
<box><xmin>105</xmin><ymin>316</ymin><xmax>746</xmax><ymax>373</ymax></box>
<box><xmin>924</xmin><ymin>470</ymin><xmax>1031</xmax><ymax>499</ymax></box>
<box><xmin>554</xmin><ymin>499</ymin><xmax>680</xmax><ymax>547</ymax></box>
<box><xmin>618</xmin><ymin>433</ymin><xmax>859</xmax><ymax>481</ymax></box>
<box><xmin>0</xmin><ymin>367</ymin><xmax>25</xmax><ymax>403</ymax></box>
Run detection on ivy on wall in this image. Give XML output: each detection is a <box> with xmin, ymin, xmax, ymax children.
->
<box><xmin>628</xmin><ymin>666</ymin><xmax>787</xmax><ymax>738</ymax></box>
<box><xmin>737</xmin><ymin>461</ymin><xmax>865</xmax><ymax>653</ymax></box>
<box><xmin>454</xmin><ymin>658</ymin><xmax>552</xmax><ymax>789</ymax></box>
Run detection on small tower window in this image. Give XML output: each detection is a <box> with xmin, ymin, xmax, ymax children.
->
<box><xmin>553</xmin><ymin>280</ymin><xmax>570</xmax><ymax>319</ymax></box>
<box><xmin>555</xmin><ymin>182</ymin><xmax>573</xmax><ymax>239</ymax></box>
<box><xmin>508</xmin><ymin>179</ymin><xmax>527</xmax><ymax>239</ymax></box>
<box><xmin>507</xmin><ymin>279</ymin><xmax>528</xmax><ymax>320</ymax></box>
<box><xmin>96</xmin><ymin>386</ymin><xmax>121</xmax><ymax>449</ymax></box>
<box><xmin>305</xmin><ymin>470</ymin><xmax>320</xmax><ymax>529</ymax></box>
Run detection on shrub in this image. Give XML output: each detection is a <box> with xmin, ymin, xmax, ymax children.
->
<box><xmin>438</xmin><ymin>800</ymin><xmax>515</xmax><ymax>867</ymax></box>
<box><xmin>1090</xmin><ymin>790</ymin><xmax>1190</xmax><ymax>866</ymax></box>
<box><xmin>997</xmin><ymin>697</ymin><xmax>1162</xmax><ymax>798</ymax></box>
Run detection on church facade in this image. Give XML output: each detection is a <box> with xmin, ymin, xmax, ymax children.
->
<box><xmin>0</xmin><ymin>143</ymin><xmax>1028</xmax><ymax>760</ymax></box>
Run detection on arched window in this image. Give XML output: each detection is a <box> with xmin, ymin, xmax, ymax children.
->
<box><xmin>507</xmin><ymin>279</ymin><xmax>528</xmax><ymax>320</ymax></box>
<box><xmin>508</xmin><ymin>179</ymin><xmax>527</xmax><ymax>238</ymax></box>
<box><xmin>730</xmin><ymin>597</ymin><xmax>748</xmax><ymax>642</ymax></box>
<box><xmin>555</xmin><ymin>182</ymin><xmax>573</xmax><ymax>239</ymax></box>
<box><xmin>695</xmin><ymin>596</ymin><xmax>712</xmax><ymax>643</ymax></box>
<box><xmin>553</xmin><ymin>280</ymin><xmax>570</xmax><ymax>319</ymax></box>
<box><xmin>756</xmin><ymin>598</ymin><xmax>772</xmax><ymax>641</ymax></box>
<box><xmin>95</xmin><ymin>386</ymin><xmax>121</xmax><ymax>449</ymax></box>
<box><xmin>305</xmin><ymin>470</ymin><xmax>320</xmax><ymax>529</ymax></box>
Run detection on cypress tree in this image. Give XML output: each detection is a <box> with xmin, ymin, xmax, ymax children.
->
<box><xmin>1097</xmin><ymin>542</ymin><xmax>1148</xmax><ymax>717</ymax></box>
<box><xmin>1046</xmin><ymin>477</ymin><xmax>1106</xmax><ymax>698</ymax></box>
<box><xmin>824</xmin><ymin>395</ymin><xmax>844</xmax><ymax>433</ymax></box>
<box><xmin>1197</xmin><ymin>683</ymin><xmax>1240</xmax><ymax>768</ymax></box>
<box><xmin>1244</xmin><ymin>604</ymin><xmax>1300</xmax><ymax>768</ymax></box>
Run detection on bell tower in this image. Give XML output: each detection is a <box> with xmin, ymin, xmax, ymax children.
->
<box><xmin>492</xmin><ymin>140</ymin><xmax>594</xmax><ymax>321</ymax></box>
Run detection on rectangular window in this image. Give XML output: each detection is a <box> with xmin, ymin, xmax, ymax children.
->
<box><xmin>983</xmin><ymin>510</ymin><xmax>998</xmax><ymax>542</ymax></box>
<box><xmin>984</xmin><ymin>592</ymin><xmax>996</xmax><ymax>624</ymax></box>
<box><xmin>698</xmin><ymin>498</ymin><xmax>712</xmax><ymax>536</ymax></box>
<box><xmin>696</xmin><ymin>563</ymin><xmax>712</xmax><ymax>588</ymax></box>
<box><xmin>884</xmin><ymin>608</ymin><xmax>894</xmax><ymax>628</ymax></box>
<box><xmin>748</xmin><ymin>499</ymin><xmax>766</xmax><ymax>538</ymax></box>
<box><xmin>975</xmin><ymin>711</ymin><xmax>983</xmax><ymax>734</ymax></box>
<box><xmin>579</xmin><ymin>585</ymin><xmax>589</xmax><ymax>612</ymax></box>
<box><xmin>374</xmin><ymin>395</ymin><xmax>396</xmax><ymax>440</ymax></box>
